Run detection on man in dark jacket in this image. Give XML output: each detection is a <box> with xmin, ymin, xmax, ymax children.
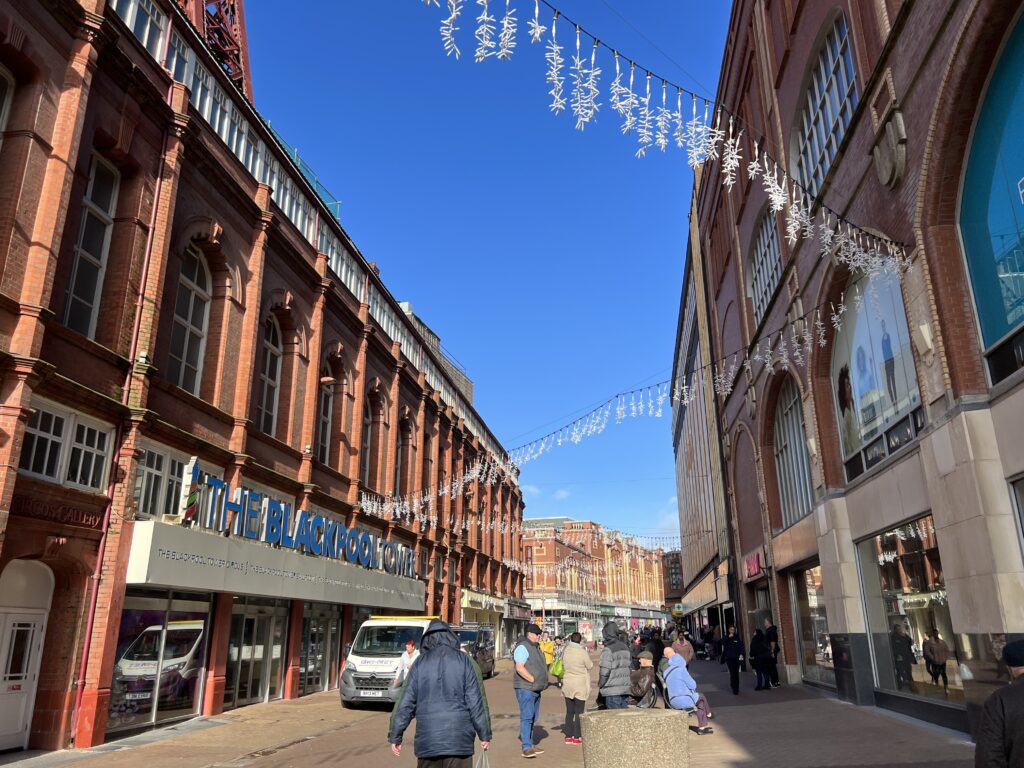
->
<box><xmin>512</xmin><ymin>623</ymin><xmax>548</xmax><ymax>758</ymax></box>
<box><xmin>389</xmin><ymin>621</ymin><xmax>491</xmax><ymax>767</ymax></box>
<box><xmin>646</xmin><ymin>628</ymin><xmax>665</xmax><ymax>670</ymax></box>
<box><xmin>763</xmin><ymin>616</ymin><xmax>781</xmax><ymax>688</ymax></box>
<box><xmin>975</xmin><ymin>639</ymin><xmax>1024</xmax><ymax>768</ymax></box>
<box><xmin>720</xmin><ymin>625</ymin><xmax>745</xmax><ymax>695</ymax></box>
<box><xmin>598</xmin><ymin>621</ymin><xmax>632</xmax><ymax>709</ymax></box>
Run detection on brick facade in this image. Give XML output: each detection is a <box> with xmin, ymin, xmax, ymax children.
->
<box><xmin>0</xmin><ymin>0</ymin><xmax>524</xmax><ymax>751</ymax></box>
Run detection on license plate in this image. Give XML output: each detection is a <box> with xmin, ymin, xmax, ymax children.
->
<box><xmin>126</xmin><ymin>692</ymin><xmax>151</xmax><ymax>700</ymax></box>
<box><xmin>360</xmin><ymin>690</ymin><xmax>384</xmax><ymax>698</ymax></box>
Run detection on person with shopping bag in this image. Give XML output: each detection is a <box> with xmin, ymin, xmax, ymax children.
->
<box><xmin>389</xmin><ymin>620</ymin><xmax>491</xmax><ymax>768</ymax></box>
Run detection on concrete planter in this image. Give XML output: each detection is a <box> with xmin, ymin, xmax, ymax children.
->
<box><xmin>580</xmin><ymin>708</ymin><xmax>690</xmax><ymax>767</ymax></box>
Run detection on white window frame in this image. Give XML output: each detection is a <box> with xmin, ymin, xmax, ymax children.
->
<box><xmin>257</xmin><ymin>316</ymin><xmax>283</xmax><ymax>436</ymax></box>
<box><xmin>773</xmin><ymin>377</ymin><xmax>815</xmax><ymax>529</ymax></box>
<box><xmin>795</xmin><ymin>13</ymin><xmax>858</xmax><ymax>202</ymax></box>
<box><xmin>750</xmin><ymin>210</ymin><xmax>783</xmax><ymax>326</ymax></box>
<box><xmin>134</xmin><ymin>441</ymin><xmax>190</xmax><ymax>519</ymax></box>
<box><xmin>316</xmin><ymin>366</ymin><xmax>334</xmax><ymax>465</ymax></box>
<box><xmin>131</xmin><ymin>0</ymin><xmax>168</xmax><ymax>59</ymax></box>
<box><xmin>190</xmin><ymin>64</ymin><xmax>213</xmax><ymax>118</ymax></box>
<box><xmin>168</xmin><ymin>246</ymin><xmax>211</xmax><ymax>396</ymax></box>
<box><xmin>65</xmin><ymin>154</ymin><xmax>119</xmax><ymax>339</ymax></box>
<box><xmin>18</xmin><ymin>399</ymin><xmax>114</xmax><ymax>493</ymax></box>
<box><xmin>165</xmin><ymin>29</ymin><xmax>194</xmax><ymax>84</ymax></box>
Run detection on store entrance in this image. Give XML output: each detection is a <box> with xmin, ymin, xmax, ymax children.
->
<box><xmin>300</xmin><ymin>603</ymin><xmax>341</xmax><ymax>695</ymax></box>
<box><xmin>224</xmin><ymin>599</ymin><xmax>288</xmax><ymax>711</ymax></box>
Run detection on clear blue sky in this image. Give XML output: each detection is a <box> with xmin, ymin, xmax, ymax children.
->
<box><xmin>246</xmin><ymin>1</ymin><xmax>731</xmax><ymax>543</ymax></box>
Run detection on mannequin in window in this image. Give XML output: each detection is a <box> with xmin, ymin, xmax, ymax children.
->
<box><xmin>836</xmin><ymin>364</ymin><xmax>860</xmax><ymax>456</ymax></box>
<box><xmin>880</xmin><ymin>320</ymin><xmax>898</xmax><ymax>408</ymax></box>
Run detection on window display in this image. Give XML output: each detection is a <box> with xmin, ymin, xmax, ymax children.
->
<box><xmin>792</xmin><ymin>565</ymin><xmax>834</xmax><ymax>687</ymax></box>
<box><xmin>830</xmin><ymin>273</ymin><xmax>920</xmax><ymax>479</ymax></box>
<box><xmin>108</xmin><ymin>590</ymin><xmax>210</xmax><ymax>733</ymax></box>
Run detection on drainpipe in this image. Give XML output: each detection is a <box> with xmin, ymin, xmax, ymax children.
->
<box><xmin>70</xmin><ymin>81</ymin><xmax>177</xmax><ymax>743</ymax></box>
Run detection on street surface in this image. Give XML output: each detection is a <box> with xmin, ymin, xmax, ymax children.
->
<box><xmin>2</xmin><ymin>655</ymin><xmax>975</xmax><ymax>768</ymax></box>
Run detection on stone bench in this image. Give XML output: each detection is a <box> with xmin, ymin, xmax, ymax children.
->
<box><xmin>580</xmin><ymin>708</ymin><xmax>691</xmax><ymax>767</ymax></box>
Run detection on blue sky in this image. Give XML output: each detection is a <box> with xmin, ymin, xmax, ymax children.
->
<box><xmin>246</xmin><ymin>1</ymin><xmax>731</xmax><ymax>543</ymax></box>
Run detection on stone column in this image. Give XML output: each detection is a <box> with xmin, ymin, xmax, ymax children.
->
<box><xmin>201</xmin><ymin>593</ymin><xmax>235</xmax><ymax>715</ymax></box>
<box><xmin>298</xmin><ymin>254</ymin><xmax>329</xmax><ymax>488</ymax></box>
<box><xmin>283</xmin><ymin>600</ymin><xmax>305</xmax><ymax>699</ymax></box>
<box><xmin>346</xmin><ymin>316</ymin><xmax>372</xmax><ymax>505</ymax></box>
<box><xmin>382</xmin><ymin>346</ymin><xmax>402</xmax><ymax>497</ymax></box>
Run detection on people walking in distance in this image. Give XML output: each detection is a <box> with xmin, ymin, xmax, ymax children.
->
<box><xmin>763</xmin><ymin>616</ymin><xmax>781</xmax><ymax>688</ymax></box>
<box><xmin>721</xmin><ymin>625</ymin><xmax>745</xmax><ymax>695</ymax></box>
<box><xmin>512</xmin><ymin>623</ymin><xmax>549</xmax><ymax>758</ymax></box>
<box><xmin>673</xmin><ymin>635</ymin><xmax>696</xmax><ymax>667</ymax></box>
<box><xmin>553</xmin><ymin>635</ymin><xmax>565</xmax><ymax>660</ymax></box>
<box><xmin>388</xmin><ymin>621</ymin><xmax>491</xmax><ymax>768</ymax></box>
<box><xmin>392</xmin><ymin>638</ymin><xmax>420</xmax><ymax>688</ymax></box>
<box><xmin>890</xmin><ymin>623</ymin><xmax>917</xmax><ymax>690</ymax></box>
<box><xmin>629</xmin><ymin>633</ymin><xmax>644</xmax><ymax>670</ymax></box>
<box><xmin>630</xmin><ymin>651</ymin><xmax>658</xmax><ymax>707</ymax></box>
<box><xmin>993</xmin><ymin>634</ymin><xmax>1009</xmax><ymax>681</ymax></box>
<box><xmin>975</xmin><ymin>639</ymin><xmax>1024</xmax><ymax>768</ymax></box>
<box><xmin>560</xmin><ymin>632</ymin><xmax>591</xmax><ymax>746</ymax></box>
<box><xmin>598</xmin><ymin>620</ymin><xmax>633</xmax><ymax>709</ymax></box>
<box><xmin>923</xmin><ymin>629</ymin><xmax>951</xmax><ymax>693</ymax></box>
<box><xmin>539</xmin><ymin>630</ymin><xmax>555</xmax><ymax>667</ymax></box>
<box><xmin>750</xmin><ymin>629</ymin><xmax>774</xmax><ymax>691</ymax></box>
<box><xmin>712</xmin><ymin>624</ymin><xmax>724</xmax><ymax>662</ymax></box>
<box><xmin>663</xmin><ymin>645</ymin><xmax>714</xmax><ymax>735</ymax></box>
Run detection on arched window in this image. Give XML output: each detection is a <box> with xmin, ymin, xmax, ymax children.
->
<box><xmin>830</xmin><ymin>273</ymin><xmax>921</xmax><ymax>480</ymax></box>
<box><xmin>395</xmin><ymin>420</ymin><xmax>413</xmax><ymax>497</ymax></box>
<box><xmin>167</xmin><ymin>247</ymin><xmax>211</xmax><ymax>395</ymax></box>
<box><xmin>773</xmin><ymin>376</ymin><xmax>814</xmax><ymax>529</ymax></box>
<box><xmin>65</xmin><ymin>155</ymin><xmax>120</xmax><ymax>338</ymax></box>
<box><xmin>360</xmin><ymin>396</ymin><xmax>381</xmax><ymax>489</ymax></box>
<box><xmin>959</xmin><ymin>15</ymin><xmax>1024</xmax><ymax>383</ymax></box>
<box><xmin>794</xmin><ymin>14</ymin><xmax>859</xmax><ymax>201</ymax></box>
<box><xmin>256</xmin><ymin>316</ymin><xmax>282</xmax><ymax>435</ymax></box>
<box><xmin>750</xmin><ymin>211</ymin><xmax>783</xmax><ymax>325</ymax></box>
<box><xmin>315</xmin><ymin>365</ymin><xmax>333</xmax><ymax>464</ymax></box>
<box><xmin>0</xmin><ymin>64</ymin><xmax>14</xmax><ymax>151</ymax></box>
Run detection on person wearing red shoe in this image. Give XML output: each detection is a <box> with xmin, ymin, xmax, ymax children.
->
<box><xmin>561</xmin><ymin>632</ymin><xmax>592</xmax><ymax>745</ymax></box>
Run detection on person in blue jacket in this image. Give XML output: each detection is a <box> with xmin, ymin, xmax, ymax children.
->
<box><xmin>662</xmin><ymin>644</ymin><xmax>714</xmax><ymax>735</ymax></box>
<box><xmin>389</xmin><ymin>620</ymin><xmax>492</xmax><ymax>768</ymax></box>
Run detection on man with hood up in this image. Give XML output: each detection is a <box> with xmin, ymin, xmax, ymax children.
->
<box><xmin>389</xmin><ymin>620</ymin><xmax>491</xmax><ymax>768</ymax></box>
<box><xmin>598</xmin><ymin>621</ymin><xmax>632</xmax><ymax>709</ymax></box>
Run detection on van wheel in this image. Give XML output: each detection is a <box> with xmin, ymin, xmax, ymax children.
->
<box><xmin>342</xmin><ymin>700</ymin><xmax>356</xmax><ymax>709</ymax></box>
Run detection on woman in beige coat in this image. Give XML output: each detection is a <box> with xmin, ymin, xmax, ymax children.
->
<box><xmin>561</xmin><ymin>632</ymin><xmax>593</xmax><ymax>745</ymax></box>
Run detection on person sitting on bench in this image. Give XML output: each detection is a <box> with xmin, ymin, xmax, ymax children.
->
<box><xmin>630</xmin><ymin>651</ymin><xmax>658</xmax><ymax>707</ymax></box>
<box><xmin>662</xmin><ymin>645</ymin><xmax>713</xmax><ymax>735</ymax></box>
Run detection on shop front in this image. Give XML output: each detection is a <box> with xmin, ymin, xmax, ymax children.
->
<box><xmin>856</xmin><ymin>514</ymin><xmax>970</xmax><ymax>731</ymax></box>
<box><xmin>460</xmin><ymin>588</ymin><xmax>505</xmax><ymax>651</ymax></box>
<box><xmin>502</xmin><ymin>599</ymin><xmax>532</xmax><ymax>656</ymax></box>
<box><xmin>789</xmin><ymin>563</ymin><xmax>835</xmax><ymax>688</ymax></box>
<box><xmin>742</xmin><ymin>547</ymin><xmax>772</xmax><ymax>638</ymax></box>
<box><xmin>108</xmin><ymin>479</ymin><xmax>425</xmax><ymax>738</ymax></box>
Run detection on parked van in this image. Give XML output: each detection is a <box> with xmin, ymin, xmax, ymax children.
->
<box><xmin>339</xmin><ymin>616</ymin><xmax>437</xmax><ymax>706</ymax></box>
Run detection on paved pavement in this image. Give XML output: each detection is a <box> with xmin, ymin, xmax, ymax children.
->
<box><xmin>1</xmin><ymin>655</ymin><xmax>976</xmax><ymax>768</ymax></box>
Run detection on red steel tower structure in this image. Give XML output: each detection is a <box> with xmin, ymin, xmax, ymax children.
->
<box><xmin>174</xmin><ymin>0</ymin><xmax>253</xmax><ymax>98</ymax></box>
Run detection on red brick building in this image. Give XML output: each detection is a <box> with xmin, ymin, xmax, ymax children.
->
<box><xmin>0</xmin><ymin>0</ymin><xmax>524</xmax><ymax>751</ymax></box>
<box><xmin>689</xmin><ymin>0</ymin><xmax>1024</xmax><ymax>734</ymax></box>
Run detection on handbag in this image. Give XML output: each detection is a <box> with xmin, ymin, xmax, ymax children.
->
<box><xmin>474</xmin><ymin>748</ymin><xmax>490</xmax><ymax>768</ymax></box>
<box><xmin>549</xmin><ymin>658</ymin><xmax>565</xmax><ymax>677</ymax></box>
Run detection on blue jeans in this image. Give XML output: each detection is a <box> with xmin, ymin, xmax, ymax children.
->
<box><xmin>515</xmin><ymin>688</ymin><xmax>541</xmax><ymax>749</ymax></box>
<box><xmin>604</xmin><ymin>694</ymin><xmax>629</xmax><ymax>709</ymax></box>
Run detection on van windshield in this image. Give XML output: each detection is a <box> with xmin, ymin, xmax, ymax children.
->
<box><xmin>455</xmin><ymin>630</ymin><xmax>479</xmax><ymax>644</ymax></box>
<box><xmin>352</xmin><ymin>626</ymin><xmax>424</xmax><ymax>656</ymax></box>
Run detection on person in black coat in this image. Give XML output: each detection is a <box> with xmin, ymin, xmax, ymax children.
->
<box><xmin>749</xmin><ymin>629</ymin><xmax>773</xmax><ymax>691</ymax></box>
<box><xmin>975</xmin><ymin>639</ymin><xmax>1024</xmax><ymax>768</ymax></box>
<box><xmin>645</xmin><ymin>627</ymin><xmax>665</xmax><ymax>670</ymax></box>
<box><xmin>720</xmin><ymin>625</ymin><xmax>746</xmax><ymax>695</ymax></box>
<box><xmin>389</xmin><ymin>620</ymin><xmax>491</xmax><ymax>767</ymax></box>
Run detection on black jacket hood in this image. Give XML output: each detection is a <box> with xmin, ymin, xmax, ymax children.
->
<box><xmin>421</xmin><ymin>619</ymin><xmax>459</xmax><ymax>652</ymax></box>
<box><xmin>602</xmin><ymin>620</ymin><xmax>621</xmax><ymax>644</ymax></box>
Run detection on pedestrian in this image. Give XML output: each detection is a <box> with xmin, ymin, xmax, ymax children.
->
<box><xmin>663</xmin><ymin>645</ymin><xmax>714</xmax><ymax>735</ymax></box>
<box><xmin>890</xmin><ymin>624</ymin><xmax>916</xmax><ymax>690</ymax></box>
<box><xmin>553</xmin><ymin>635</ymin><xmax>566</xmax><ymax>660</ymax></box>
<box><xmin>630</xmin><ymin>651</ymin><xmax>658</xmax><ymax>707</ymax></box>
<box><xmin>749</xmin><ymin>629</ymin><xmax>773</xmax><ymax>691</ymax></box>
<box><xmin>392</xmin><ymin>638</ymin><xmax>420</xmax><ymax>688</ymax></box>
<box><xmin>763</xmin><ymin>616</ymin><xmax>781</xmax><ymax>688</ymax></box>
<box><xmin>975</xmin><ymin>639</ymin><xmax>1024</xmax><ymax>768</ymax></box>
<box><xmin>598</xmin><ymin>620</ymin><xmax>632</xmax><ymax>709</ymax></box>
<box><xmin>721</xmin><ymin>625</ymin><xmax>745</xmax><ymax>695</ymax></box>
<box><xmin>388</xmin><ymin>621</ymin><xmax>491</xmax><ymax>768</ymax></box>
<box><xmin>922</xmin><ymin>629</ymin><xmax>951</xmax><ymax>693</ymax></box>
<box><xmin>560</xmin><ymin>632</ymin><xmax>592</xmax><ymax>746</ymax></box>
<box><xmin>539</xmin><ymin>630</ymin><xmax>555</xmax><ymax>667</ymax></box>
<box><xmin>672</xmin><ymin>636</ymin><xmax>696</xmax><ymax>667</ymax></box>
<box><xmin>512</xmin><ymin>623</ymin><xmax>549</xmax><ymax>758</ymax></box>
<box><xmin>646</xmin><ymin>627</ymin><xmax>665</xmax><ymax>670</ymax></box>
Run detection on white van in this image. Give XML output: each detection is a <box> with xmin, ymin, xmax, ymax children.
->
<box><xmin>339</xmin><ymin>615</ymin><xmax>436</xmax><ymax>706</ymax></box>
<box><xmin>113</xmin><ymin>620</ymin><xmax>205</xmax><ymax>705</ymax></box>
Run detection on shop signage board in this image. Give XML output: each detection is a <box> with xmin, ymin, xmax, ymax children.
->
<box><xmin>744</xmin><ymin>548</ymin><xmax>766</xmax><ymax>580</ymax></box>
<box><xmin>127</xmin><ymin>521</ymin><xmax>426</xmax><ymax>610</ymax></box>
<box><xmin>178</xmin><ymin>458</ymin><xmax>416</xmax><ymax>578</ymax></box>
<box><xmin>11</xmin><ymin>494</ymin><xmax>104</xmax><ymax>531</ymax></box>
